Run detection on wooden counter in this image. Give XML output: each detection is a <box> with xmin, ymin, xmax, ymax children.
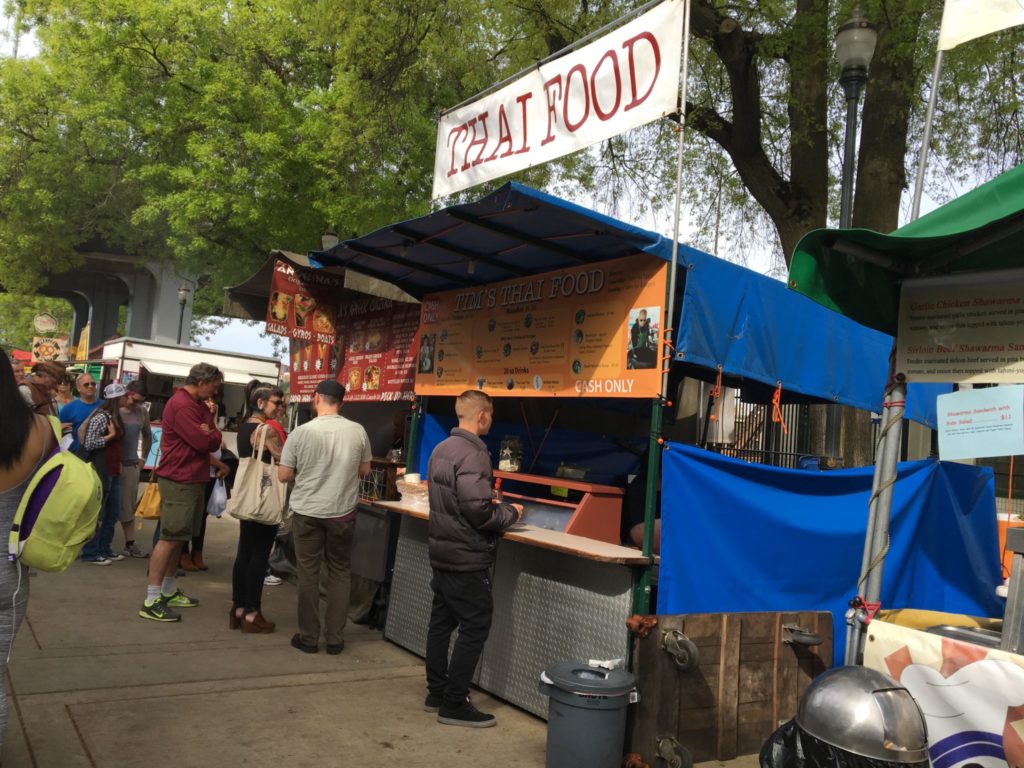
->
<box><xmin>370</xmin><ymin>499</ymin><xmax>650</xmax><ymax>565</ymax></box>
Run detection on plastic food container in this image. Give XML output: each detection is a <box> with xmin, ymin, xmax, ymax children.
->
<box><xmin>395</xmin><ymin>479</ymin><xmax>428</xmax><ymax>509</ymax></box>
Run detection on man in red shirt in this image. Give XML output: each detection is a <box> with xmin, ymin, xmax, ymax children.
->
<box><xmin>139</xmin><ymin>363</ymin><xmax>224</xmax><ymax>622</ymax></box>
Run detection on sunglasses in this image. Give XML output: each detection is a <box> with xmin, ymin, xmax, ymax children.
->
<box><xmin>270</xmin><ymin>398</ymin><xmax>285</xmax><ymax>406</ymax></box>
<box><xmin>80</xmin><ymin>382</ymin><xmax>97</xmax><ymax>388</ymax></box>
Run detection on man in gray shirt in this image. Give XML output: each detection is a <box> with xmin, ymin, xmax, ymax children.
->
<box><xmin>279</xmin><ymin>379</ymin><xmax>371</xmax><ymax>655</ymax></box>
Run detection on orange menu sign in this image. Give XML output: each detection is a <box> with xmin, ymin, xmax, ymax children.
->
<box><xmin>414</xmin><ymin>254</ymin><xmax>667</xmax><ymax>398</ymax></box>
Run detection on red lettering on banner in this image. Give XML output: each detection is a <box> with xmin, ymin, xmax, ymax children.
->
<box><xmin>542</xmin><ymin>75</ymin><xmax>562</xmax><ymax>146</ymax></box>
<box><xmin>622</xmin><ymin>32</ymin><xmax>661</xmax><ymax>112</ymax></box>
<box><xmin>446</xmin><ymin>123</ymin><xmax>470</xmax><ymax>177</ymax></box>
<box><xmin>563</xmin><ymin>64</ymin><xmax>590</xmax><ymax>132</ymax></box>
<box><xmin>591</xmin><ymin>50</ymin><xmax>622</xmax><ymax>121</ymax></box>
<box><xmin>515</xmin><ymin>92</ymin><xmax>532</xmax><ymax>154</ymax></box>
<box><xmin>488</xmin><ymin>105</ymin><xmax>514</xmax><ymax>161</ymax></box>
<box><xmin>463</xmin><ymin>111</ymin><xmax>489</xmax><ymax>169</ymax></box>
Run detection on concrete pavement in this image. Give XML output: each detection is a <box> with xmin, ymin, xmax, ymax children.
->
<box><xmin>1</xmin><ymin>514</ymin><xmax>547</xmax><ymax>768</ymax></box>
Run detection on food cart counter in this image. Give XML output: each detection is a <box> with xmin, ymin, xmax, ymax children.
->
<box><xmin>369</xmin><ymin>497</ymin><xmax>648</xmax><ymax>719</ymax></box>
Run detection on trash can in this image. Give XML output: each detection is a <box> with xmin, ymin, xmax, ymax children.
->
<box><xmin>539</xmin><ymin>661</ymin><xmax>637</xmax><ymax>768</ymax></box>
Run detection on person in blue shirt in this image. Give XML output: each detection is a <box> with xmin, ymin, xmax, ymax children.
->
<box><xmin>59</xmin><ymin>372</ymin><xmax>101</xmax><ymax>451</ymax></box>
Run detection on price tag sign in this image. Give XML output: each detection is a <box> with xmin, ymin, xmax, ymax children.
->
<box><xmin>937</xmin><ymin>385</ymin><xmax>1024</xmax><ymax>460</ymax></box>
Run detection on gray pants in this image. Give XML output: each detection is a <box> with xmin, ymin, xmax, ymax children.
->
<box><xmin>293</xmin><ymin>513</ymin><xmax>354</xmax><ymax>647</ymax></box>
<box><xmin>0</xmin><ymin>561</ymin><xmax>28</xmax><ymax>749</ymax></box>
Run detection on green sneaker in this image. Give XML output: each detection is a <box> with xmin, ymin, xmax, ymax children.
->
<box><xmin>162</xmin><ymin>589</ymin><xmax>200</xmax><ymax>608</ymax></box>
<box><xmin>139</xmin><ymin>597</ymin><xmax>181</xmax><ymax>622</ymax></box>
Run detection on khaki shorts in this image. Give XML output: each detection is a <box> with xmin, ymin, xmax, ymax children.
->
<box><xmin>156</xmin><ymin>477</ymin><xmax>205</xmax><ymax>542</ymax></box>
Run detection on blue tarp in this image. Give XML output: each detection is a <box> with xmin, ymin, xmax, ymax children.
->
<box><xmin>414</xmin><ymin>412</ymin><xmax>644</xmax><ymax>484</ymax></box>
<box><xmin>317</xmin><ymin>183</ymin><xmax>943</xmax><ymax>425</ymax></box>
<box><xmin>657</xmin><ymin>442</ymin><xmax>1002</xmax><ymax>660</ymax></box>
<box><xmin>677</xmin><ymin>248</ymin><xmax>946</xmax><ymax>426</ymax></box>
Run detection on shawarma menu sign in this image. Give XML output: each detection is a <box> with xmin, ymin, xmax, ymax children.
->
<box><xmin>431</xmin><ymin>0</ymin><xmax>684</xmax><ymax>198</ymax></box>
<box><xmin>895</xmin><ymin>268</ymin><xmax>1024</xmax><ymax>383</ymax></box>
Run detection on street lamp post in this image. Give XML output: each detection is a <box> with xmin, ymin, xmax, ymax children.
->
<box><xmin>321</xmin><ymin>227</ymin><xmax>339</xmax><ymax>251</ymax></box>
<box><xmin>176</xmin><ymin>286</ymin><xmax>190</xmax><ymax>345</ymax></box>
<box><xmin>825</xmin><ymin>8</ymin><xmax>878</xmax><ymax>462</ymax></box>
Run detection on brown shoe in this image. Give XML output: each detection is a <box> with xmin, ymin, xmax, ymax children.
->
<box><xmin>192</xmin><ymin>551</ymin><xmax>208</xmax><ymax>571</ymax></box>
<box><xmin>241</xmin><ymin>612</ymin><xmax>275</xmax><ymax>634</ymax></box>
<box><xmin>179</xmin><ymin>553</ymin><xmax>198</xmax><ymax>572</ymax></box>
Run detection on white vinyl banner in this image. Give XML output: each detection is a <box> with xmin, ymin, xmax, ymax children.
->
<box><xmin>864</xmin><ymin>620</ymin><xmax>1024</xmax><ymax>768</ymax></box>
<box><xmin>938</xmin><ymin>0</ymin><xmax>1024</xmax><ymax>51</ymax></box>
<box><xmin>432</xmin><ymin>0</ymin><xmax>684</xmax><ymax>199</ymax></box>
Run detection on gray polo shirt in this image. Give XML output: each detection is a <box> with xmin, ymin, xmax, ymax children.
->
<box><xmin>280</xmin><ymin>414</ymin><xmax>371</xmax><ymax>519</ymax></box>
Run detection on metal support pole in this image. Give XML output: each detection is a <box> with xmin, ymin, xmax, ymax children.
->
<box><xmin>845</xmin><ymin>379</ymin><xmax>906</xmax><ymax>664</ymax></box>
<box><xmin>633</xmin><ymin>399</ymin><xmax>664</xmax><ymax>615</ymax></box>
<box><xmin>911</xmin><ymin>51</ymin><xmax>944</xmax><ymax>222</ymax></box>
<box><xmin>826</xmin><ymin>69</ymin><xmax>866</xmax><ymax>463</ymax></box>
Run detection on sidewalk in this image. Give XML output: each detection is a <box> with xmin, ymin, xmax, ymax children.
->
<box><xmin>1</xmin><ymin>515</ymin><xmax>547</xmax><ymax>768</ymax></box>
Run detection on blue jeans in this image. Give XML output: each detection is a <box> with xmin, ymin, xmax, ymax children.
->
<box><xmin>81</xmin><ymin>475</ymin><xmax>121</xmax><ymax>559</ymax></box>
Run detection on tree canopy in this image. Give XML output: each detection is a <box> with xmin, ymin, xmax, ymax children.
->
<box><xmin>0</xmin><ymin>0</ymin><xmax>1021</xmax><ymax>314</ymax></box>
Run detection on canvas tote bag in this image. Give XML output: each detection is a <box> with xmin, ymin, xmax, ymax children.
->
<box><xmin>226</xmin><ymin>424</ymin><xmax>287</xmax><ymax>526</ymax></box>
<box><xmin>134</xmin><ymin>441</ymin><xmax>161</xmax><ymax>520</ymax></box>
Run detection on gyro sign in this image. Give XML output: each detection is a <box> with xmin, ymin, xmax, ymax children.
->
<box><xmin>431</xmin><ymin>0</ymin><xmax>684</xmax><ymax>198</ymax></box>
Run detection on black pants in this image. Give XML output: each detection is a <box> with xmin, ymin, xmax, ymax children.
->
<box><xmin>425</xmin><ymin>569</ymin><xmax>493</xmax><ymax>708</ymax></box>
<box><xmin>231</xmin><ymin>520</ymin><xmax>278</xmax><ymax>612</ymax></box>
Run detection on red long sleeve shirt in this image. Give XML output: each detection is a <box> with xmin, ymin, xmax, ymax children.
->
<box><xmin>155</xmin><ymin>388</ymin><xmax>222</xmax><ymax>484</ymax></box>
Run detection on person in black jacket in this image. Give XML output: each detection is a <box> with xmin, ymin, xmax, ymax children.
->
<box><xmin>424</xmin><ymin>390</ymin><xmax>521</xmax><ymax>728</ymax></box>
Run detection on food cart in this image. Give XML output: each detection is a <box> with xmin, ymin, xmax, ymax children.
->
<box><xmin>307</xmin><ymin>181</ymin><xmax>949</xmax><ymax>719</ymax></box>
<box><xmin>788</xmin><ymin>162</ymin><xmax>1024</xmax><ymax>768</ymax></box>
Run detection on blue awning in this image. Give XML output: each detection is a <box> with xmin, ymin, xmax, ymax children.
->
<box><xmin>314</xmin><ymin>182</ymin><xmax>942</xmax><ymax>424</ymax></box>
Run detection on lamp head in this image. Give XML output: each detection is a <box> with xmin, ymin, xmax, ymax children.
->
<box><xmin>321</xmin><ymin>227</ymin><xmax>339</xmax><ymax>251</ymax></box>
<box><xmin>836</xmin><ymin>9</ymin><xmax>878</xmax><ymax>74</ymax></box>
<box><xmin>177</xmin><ymin>285</ymin><xmax>189</xmax><ymax>306</ymax></box>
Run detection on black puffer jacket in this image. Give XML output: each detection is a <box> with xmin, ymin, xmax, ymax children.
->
<box><xmin>427</xmin><ymin>428</ymin><xmax>519</xmax><ymax>571</ymax></box>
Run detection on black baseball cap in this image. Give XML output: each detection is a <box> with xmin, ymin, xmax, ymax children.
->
<box><xmin>314</xmin><ymin>380</ymin><xmax>345</xmax><ymax>400</ymax></box>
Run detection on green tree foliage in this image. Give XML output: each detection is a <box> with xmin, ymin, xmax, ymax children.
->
<box><xmin>0</xmin><ymin>0</ymin><xmax>1021</xmax><ymax>311</ymax></box>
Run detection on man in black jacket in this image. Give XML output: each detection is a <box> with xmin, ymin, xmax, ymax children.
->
<box><xmin>424</xmin><ymin>390</ymin><xmax>521</xmax><ymax>728</ymax></box>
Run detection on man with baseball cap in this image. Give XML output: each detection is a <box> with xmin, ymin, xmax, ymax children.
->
<box><xmin>279</xmin><ymin>379</ymin><xmax>371</xmax><ymax>654</ymax></box>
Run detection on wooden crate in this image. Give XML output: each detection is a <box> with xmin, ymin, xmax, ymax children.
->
<box><xmin>627</xmin><ymin>612</ymin><xmax>832</xmax><ymax>764</ymax></box>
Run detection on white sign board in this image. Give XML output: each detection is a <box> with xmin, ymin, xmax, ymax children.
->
<box><xmin>937</xmin><ymin>385</ymin><xmax>1024</xmax><ymax>460</ymax></box>
<box><xmin>895</xmin><ymin>268</ymin><xmax>1024</xmax><ymax>383</ymax></box>
<box><xmin>432</xmin><ymin>0</ymin><xmax>684</xmax><ymax>198</ymax></box>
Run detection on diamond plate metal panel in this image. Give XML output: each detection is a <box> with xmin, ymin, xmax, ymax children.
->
<box><xmin>384</xmin><ymin>516</ymin><xmax>633</xmax><ymax>720</ymax></box>
<box><xmin>480</xmin><ymin>539</ymin><xmax>632</xmax><ymax>718</ymax></box>
<box><xmin>383</xmin><ymin>516</ymin><xmax>433</xmax><ymax>656</ymax></box>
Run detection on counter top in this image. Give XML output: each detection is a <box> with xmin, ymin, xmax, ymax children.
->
<box><xmin>365</xmin><ymin>499</ymin><xmax>650</xmax><ymax>565</ymax></box>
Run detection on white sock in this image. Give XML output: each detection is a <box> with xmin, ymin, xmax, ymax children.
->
<box><xmin>146</xmin><ymin>585</ymin><xmax>161</xmax><ymax>605</ymax></box>
<box><xmin>161</xmin><ymin>577</ymin><xmax>176</xmax><ymax>596</ymax></box>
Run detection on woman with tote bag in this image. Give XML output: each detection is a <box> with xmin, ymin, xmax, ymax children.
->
<box><xmin>228</xmin><ymin>385</ymin><xmax>286</xmax><ymax>634</ymax></box>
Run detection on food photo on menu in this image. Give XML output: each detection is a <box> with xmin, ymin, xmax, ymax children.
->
<box><xmin>270</xmin><ymin>291</ymin><xmax>292</xmax><ymax>322</ymax></box>
<box><xmin>294</xmin><ymin>293</ymin><xmax>317</xmax><ymax>327</ymax></box>
<box><xmin>418</xmin><ymin>334</ymin><xmax>436</xmax><ymax>374</ymax></box>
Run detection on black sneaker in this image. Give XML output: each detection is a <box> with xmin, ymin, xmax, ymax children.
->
<box><xmin>138</xmin><ymin>596</ymin><xmax>181</xmax><ymax>623</ymax></box>
<box><xmin>423</xmin><ymin>693</ymin><xmax>443</xmax><ymax>713</ymax></box>
<box><xmin>437</xmin><ymin>702</ymin><xmax>496</xmax><ymax>728</ymax></box>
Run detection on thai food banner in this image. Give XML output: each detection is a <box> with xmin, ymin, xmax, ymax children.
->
<box><xmin>265</xmin><ymin>259</ymin><xmax>342</xmax><ymax>342</ymax></box>
<box><xmin>413</xmin><ymin>253</ymin><xmax>667</xmax><ymax>398</ymax></box>
<box><xmin>288</xmin><ymin>298</ymin><xmax>420</xmax><ymax>404</ymax></box>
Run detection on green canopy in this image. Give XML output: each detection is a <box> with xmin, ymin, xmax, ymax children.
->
<box><xmin>788</xmin><ymin>163</ymin><xmax>1024</xmax><ymax>335</ymax></box>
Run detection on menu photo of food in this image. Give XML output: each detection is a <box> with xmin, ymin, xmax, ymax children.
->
<box><xmin>312</xmin><ymin>305</ymin><xmax>336</xmax><ymax>335</ymax></box>
<box><xmin>294</xmin><ymin>293</ymin><xmax>318</xmax><ymax>328</ymax></box>
<box><xmin>348</xmin><ymin>331</ymin><xmax>365</xmax><ymax>353</ymax></box>
<box><xmin>269</xmin><ymin>291</ymin><xmax>293</xmax><ymax>323</ymax></box>
<box><xmin>363</xmin><ymin>365</ymin><xmax>381</xmax><ymax>391</ymax></box>
<box><xmin>346</xmin><ymin>367</ymin><xmax>362</xmax><ymax>392</ymax></box>
<box><xmin>364</xmin><ymin>329</ymin><xmax>384</xmax><ymax>353</ymax></box>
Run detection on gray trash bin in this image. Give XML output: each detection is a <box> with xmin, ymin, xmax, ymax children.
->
<box><xmin>539</xmin><ymin>661</ymin><xmax>637</xmax><ymax>768</ymax></box>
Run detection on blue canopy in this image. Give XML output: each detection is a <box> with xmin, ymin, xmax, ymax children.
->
<box><xmin>315</xmin><ymin>182</ymin><xmax>941</xmax><ymax>423</ymax></box>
